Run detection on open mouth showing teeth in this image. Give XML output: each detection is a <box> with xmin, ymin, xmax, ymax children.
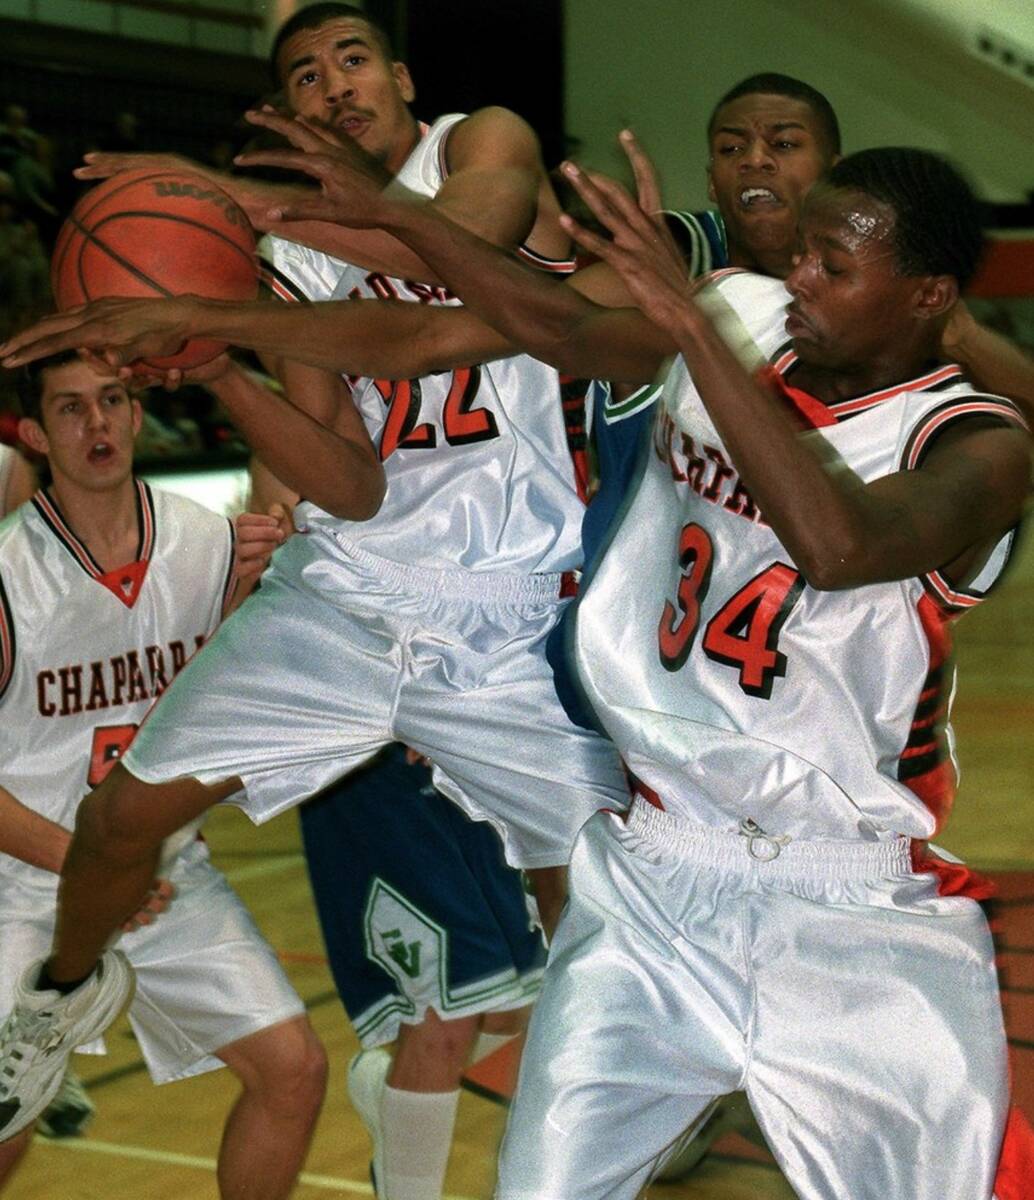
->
<box><xmin>89</xmin><ymin>443</ymin><xmax>113</xmax><ymax>463</ymax></box>
<box><xmin>740</xmin><ymin>188</ymin><xmax>779</xmax><ymax>207</ymax></box>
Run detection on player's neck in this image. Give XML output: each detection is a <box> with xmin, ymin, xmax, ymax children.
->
<box><xmin>47</xmin><ymin>473</ymin><xmax>141</xmax><ymax>570</ymax></box>
<box><xmin>727</xmin><ymin>240</ymin><xmax>796</xmax><ymax>281</ymax></box>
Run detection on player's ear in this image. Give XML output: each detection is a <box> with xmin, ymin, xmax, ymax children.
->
<box><xmin>915</xmin><ymin>275</ymin><xmax>958</xmax><ymax>322</ymax></box>
<box><xmin>392</xmin><ymin>61</ymin><xmax>415</xmax><ymax>104</ymax></box>
<box><xmin>17</xmin><ymin>416</ymin><xmax>48</xmax><ymax>457</ymax></box>
<box><xmin>706</xmin><ymin>162</ymin><xmax>717</xmax><ymax>204</ymax></box>
<box><xmin>129</xmin><ymin>396</ymin><xmax>144</xmax><ymax>437</ymax></box>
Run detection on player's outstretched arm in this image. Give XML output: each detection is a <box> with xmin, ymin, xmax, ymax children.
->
<box><xmin>237</xmin><ymin>106</ymin><xmax>547</xmax><ymax>282</ymax></box>
<box><xmin>0</xmin><ymin>296</ymin><xmax>512</xmax><ymax>378</ymax></box>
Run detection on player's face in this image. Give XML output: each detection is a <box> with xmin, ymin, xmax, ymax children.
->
<box><xmin>783</xmin><ymin>186</ymin><xmax>918</xmax><ymax>370</ymax></box>
<box><xmin>708</xmin><ymin>93</ymin><xmax>833</xmax><ymax>277</ymax></box>
<box><xmin>278</xmin><ymin>18</ymin><xmax>419</xmax><ymax>174</ymax></box>
<box><xmin>26</xmin><ymin>361</ymin><xmax>141</xmax><ymax>493</ymax></box>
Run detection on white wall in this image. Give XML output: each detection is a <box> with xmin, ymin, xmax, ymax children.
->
<box><xmin>565</xmin><ymin>0</ymin><xmax>1034</xmax><ymax>210</ymax></box>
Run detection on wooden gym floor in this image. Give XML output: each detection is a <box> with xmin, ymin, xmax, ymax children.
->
<box><xmin>8</xmin><ymin>532</ymin><xmax>1034</xmax><ymax>1199</ymax></box>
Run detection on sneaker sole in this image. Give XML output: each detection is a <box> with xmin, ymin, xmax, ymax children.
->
<box><xmin>0</xmin><ymin>952</ymin><xmax>133</xmax><ymax>1140</ymax></box>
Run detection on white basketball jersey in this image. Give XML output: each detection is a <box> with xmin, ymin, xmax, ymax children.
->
<box><xmin>573</xmin><ymin>271</ymin><xmax>1026</xmax><ymax>842</ymax></box>
<box><xmin>259</xmin><ymin>114</ymin><xmax>588</xmax><ymax>575</ymax></box>
<box><xmin>0</xmin><ymin>482</ymin><xmax>235</xmax><ymax>892</ymax></box>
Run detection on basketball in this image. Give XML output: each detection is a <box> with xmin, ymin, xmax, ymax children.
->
<box><xmin>50</xmin><ymin>169</ymin><xmax>258</xmax><ymax>371</ymax></box>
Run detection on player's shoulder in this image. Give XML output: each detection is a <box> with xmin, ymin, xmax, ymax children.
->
<box><xmin>257</xmin><ymin>232</ymin><xmax>347</xmax><ymax>301</ymax></box>
<box><xmin>444</xmin><ymin>106</ymin><xmax>541</xmax><ymax>168</ymax></box>
<box><xmin>662</xmin><ymin>209</ymin><xmax>728</xmax><ymax>278</ymax></box>
<box><xmin>149</xmin><ymin>485</ymin><xmax>231</xmax><ymax>544</ymax></box>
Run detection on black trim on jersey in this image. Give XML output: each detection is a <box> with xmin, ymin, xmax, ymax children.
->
<box><xmin>897</xmin><ymin>743</ymin><xmax>945</xmax><ymax>782</ymax></box>
<box><xmin>220</xmin><ymin>517</ymin><xmax>237</xmax><ymax>612</ymax></box>
<box><xmin>0</xmin><ymin>571</ymin><xmax>16</xmax><ymax>704</ymax></box>
<box><xmin>900</xmin><ymin>394</ymin><xmax>1026</xmax><ymax>472</ymax></box>
<box><xmin>912</xmin><ymin>667</ymin><xmax>946</xmax><ymax>722</ymax></box>
<box><xmin>138</xmin><ymin>480</ymin><xmax>156</xmax><ymax>562</ymax></box>
<box><xmin>32</xmin><ymin>490</ymin><xmax>104</xmax><ymax>579</ymax></box>
<box><xmin>258</xmin><ymin>259</ymin><xmax>309</xmax><ymax>304</ymax></box>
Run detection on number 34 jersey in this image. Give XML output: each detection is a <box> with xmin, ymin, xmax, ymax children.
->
<box><xmin>0</xmin><ymin>483</ymin><xmax>235</xmax><ymax>893</ymax></box>
<box><xmin>573</xmin><ymin>271</ymin><xmax>1027</xmax><ymax>843</ymax></box>
<box><xmin>259</xmin><ymin>114</ymin><xmax>587</xmax><ymax>577</ymax></box>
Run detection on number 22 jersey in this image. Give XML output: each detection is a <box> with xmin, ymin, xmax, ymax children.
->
<box><xmin>572</xmin><ymin>271</ymin><xmax>1027</xmax><ymax>842</ymax></box>
<box><xmin>259</xmin><ymin>114</ymin><xmax>588</xmax><ymax>577</ymax></box>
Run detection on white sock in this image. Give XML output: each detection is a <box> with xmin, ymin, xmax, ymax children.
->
<box><xmin>469</xmin><ymin>1030</ymin><xmax>518</xmax><ymax>1064</ymax></box>
<box><xmin>380</xmin><ymin>1085</ymin><xmax>460</xmax><ymax>1200</ymax></box>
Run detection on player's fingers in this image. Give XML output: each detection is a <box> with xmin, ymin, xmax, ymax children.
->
<box><xmin>619</xmin><ymin>129</ymin><xmax>663</xmax><ymax>216</ymax></box>
<box><xmin>560</xmin><ymin>161</ymin><xmax>622</xmax><ymax>230</ymax></box>
<box><xmin>558</xmin><ymin>213</ymin><xmax>613</xmax><ymax>263</ymax></box>
<box><xmin>582</xmin><ymin>168</ymin><xmax>665</xmax><ymax>244</ymax></box>
<box><xmin>234</xmin><ymin>146</ymin><xmax>322</xmax><ymax>180</ymax></box>
<box><xmin>243</xmin><ymin>108</ymin><xmax>327</xmax><ymax>154</ymax></box>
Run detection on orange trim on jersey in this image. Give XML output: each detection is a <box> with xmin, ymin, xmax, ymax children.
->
<box><xmin>909</xmin><ymin>842</ymin><xmax>995</xmax><ymax>900</ymax></box>
<box><xmin>898</xmin><ymin>593</ymin><xmax>955</xmax><ymax>832</ymax></box>
<box><xmin>828</xmin><ymin>363</ymin><xmax>963</xmax><ymax>418</ymax></box>
<box><xmin>995</xmin><ymin>1106</ymin><xmax>1034</xmax><ymax>1200</ymax></box>
<box><xmin>768</xmin><ymin>357</ymin><xmax>969</xmax><ymax>423</ymax></box>
<box><xmin>0</xmin><ymin>574</ymin><xmax>14</xmax><ymax>702</ymax></box>
<box><xmin>33</xmin><ymin>480</ymin><xmax>155</xmax><ymax>608</ymax></box>
<box><xmin>905</xmin><ymin>398</ymin><xmax>1029</xmax><ymax>470</ymax></box>
<box><xmin>630</xmin><ymin>780</ymin><xmax>666</xmax><ymax>811</ymax></box>
<box><xmin>758</xmin><ymin>365</ymin><xmax>836</xmax><ymax>430</ymax></box>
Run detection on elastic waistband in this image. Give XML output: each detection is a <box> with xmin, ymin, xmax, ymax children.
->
<box><xmin>625</xmin><ymin>795</ymin><xmax>913</xmax><ymax>881</ymax></box>
<box><xmin>327</xmin><ymin>532</ymin><xmax>577</xmax><ymax>603</ymax></box>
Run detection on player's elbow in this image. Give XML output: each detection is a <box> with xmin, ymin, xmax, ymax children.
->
<box><xmin>793</xmin><ymin>535</ymin><xmax>875</xmax><ymax>591</ymax></box>
<box><xmin>321</xmin><ymin>460</ymin><xmax>386</xmax><ymax>521</ymax></box>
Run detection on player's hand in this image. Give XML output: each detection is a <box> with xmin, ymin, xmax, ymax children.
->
<box><xmin>134</xmin><ymin>352</ymin><xmax>236</xmax><ymax>392</ymax></box>
<box><xmin>236</xmin><ymin>107</ymin><xmax>394</xmax><ymax>227</ymax></box>
<box><xmin>940</xmin><ymin>299</ymin><xmax>978</xmax><ymax>359</ymax></box>
<box><xmin>75</xmin><ymin>150</ymin><xmax>200</xmax><ymax>182</ymax></box>
<box><xmin>558</xmin><ymin>134</ymin><xmax>694</xmax><ymax>332</ymax></box>
<box><xmin>0</xmin><ymin>298</ymin><xmax>197</xmax><ymax>371</ymax></box>
<box><xmin>121</xmin><ymin>878</ymin><xmax>176</xmax><ymax>933</ymax></box>
<box><xmin>234</xmin><ymin>504</ymin><xmax>294</xmax><ymax>583</ymax></box>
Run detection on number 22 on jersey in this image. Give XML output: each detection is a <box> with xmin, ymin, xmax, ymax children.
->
<box><xmin>658</xmin><ymin>522</ymin><xmax>803</xmax><ymax>699</ymax></box>
<box><xmin>374</xmin><ymin>366</ymin><xmax>500</xmax><ymax>461</ymax></box>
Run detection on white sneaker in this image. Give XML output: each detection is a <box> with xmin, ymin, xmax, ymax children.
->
<box><xmin>0</xmin><ymin>951</ymin><xmax>133</xmax><ymax>1140</ymax></box>
<box><xmin>347</xmin><ymin>1047</ymin><xmax>391</xmax><ymax>1199</ymax></box>
<box><xmin>38</xmin><ymin>1068</ymin><xmax>96</xmax><ymax>1138</ymax></box>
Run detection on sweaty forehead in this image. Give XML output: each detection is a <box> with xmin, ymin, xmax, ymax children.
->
<box><xmin>710</xmin><ymin>93</ymin><xmax>823</xmax><ymax>143</ymax></box>
<box><xmin>276</xmin><ymin>18</ymin><xmax>380</xmax><ymax>82</ymax></box>
<box><xmin>802</xmin><ymin>185</ymin><xmax>897</xmax><ymax>252</ymax></box>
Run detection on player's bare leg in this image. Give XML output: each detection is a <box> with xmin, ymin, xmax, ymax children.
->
<box><xmin>0</xmin><ymin>1126</ymin><xmax>32</xmax><ymax>1189</ymax></box>
<box><xmin>47</xmin><ymin>765</ymin><xmax>243</xmax><ymax>985</ymax></box>
<box><xmin>216</xmin><ymin>1016</ymin><xmax>328</xmax><ymax>1200</ymax></box>
<box><xmin>526</xmin><ymin>865</ymin><xmax>567</xmax><ymax>942</ymax></box>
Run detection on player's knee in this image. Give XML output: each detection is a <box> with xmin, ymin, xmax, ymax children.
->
<box><xmin>241</xmin><ymin>1020</ymin><xmax>328</xmax><ymax>1117</ymax></box>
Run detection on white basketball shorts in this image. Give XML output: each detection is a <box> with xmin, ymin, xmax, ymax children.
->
<box><xmin>496</xmin><ymin>800</ymin><xmax>1009</xmax><ymax>1200</ymax></box>
<box><xmin>0</xmin><ymin>842</ymin><xmax>304</xmax><ymax>1084</ymax></box>
<box><xmin>124</xmin><ymin>531</ymin><xmax>628</xmax><ymax>868</ymax></box>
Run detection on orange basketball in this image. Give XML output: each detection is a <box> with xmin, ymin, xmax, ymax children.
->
<box><xmin>51</xmin><ymin>169</ymin><xmax>258</xmax><ymax>370</ymax></box>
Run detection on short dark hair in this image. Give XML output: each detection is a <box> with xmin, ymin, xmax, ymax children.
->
<box><xmin>827</xmin><ymin>147</ymin><xmax>984</xmax><ymax>288</ymax></box>
<box><xmin>15</xmin><ymin>349</ymin><xmax>81</xmax><ymax>424</ymax></box>
<box><xmin>708</xmin><ymin>73</ymin><xmax>841</xmax><ymax>158</ymax></box>
<box><xmin>271</xmin><ymin>3</ymin><xmax>395</xmax><ymax>85</ymax></box>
